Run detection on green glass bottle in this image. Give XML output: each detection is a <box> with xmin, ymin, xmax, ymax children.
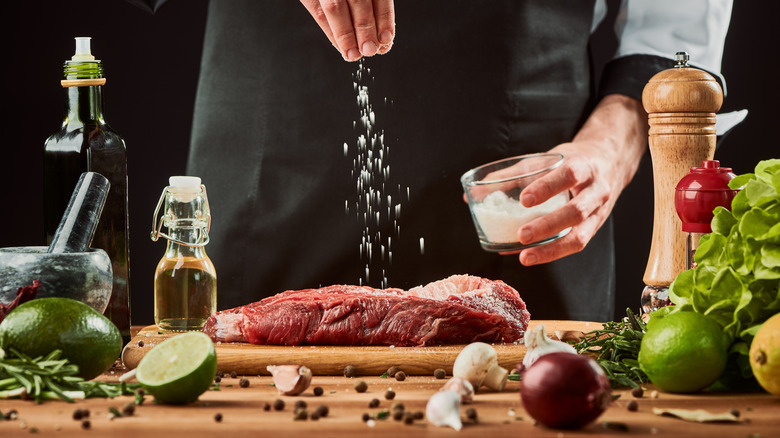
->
<box><xmin>43</xmin><ymin>37</ymin><xmax>131</xmax><ymax>342</ymax></box>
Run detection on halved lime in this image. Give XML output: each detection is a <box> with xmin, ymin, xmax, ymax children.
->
<box><xmin>135</xmin><ymin>332</ymin><xmax>217</xmax><ymax>404</ymax></box>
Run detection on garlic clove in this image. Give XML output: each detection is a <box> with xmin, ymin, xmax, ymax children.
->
<box><xmin>522</xmin><ymin>324</ymin><xmax>577</xmax><ymax>369</ymax></box>
<box><xmin>441</xmin><ymin>376</ymin><xmax>474</xmax><ymax>404</ymax></box>
<box><xmin>266</xmin><ymin>365</ymin><xmax>312</xmax><ymax>395</ymax></box>
<box><xmin>426</xmin><ymin>390</ymin><xmax>463</xmax><ymax>431</ymax></box>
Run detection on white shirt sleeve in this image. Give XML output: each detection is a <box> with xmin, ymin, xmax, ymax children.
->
<box><xmin>612</xmin><ymin>0</ymin><xmax>733</xmax><ymax>75</ymax></box>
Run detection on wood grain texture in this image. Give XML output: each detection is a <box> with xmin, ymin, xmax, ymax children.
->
<box><xmin>641</xmin><ymin>66</ymin><xmax>722</xmax><ymax>287</ymax></box>
<box><xmin>121</xmin><ymin>320</ymin><xmax>598</xmax><ymax>375</ymax></box>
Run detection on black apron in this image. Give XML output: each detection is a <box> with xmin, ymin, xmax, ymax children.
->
<box><xmin>187</xmin><ymin>0</ymin><xmax>615</xmax><ymax>321</ymax></box>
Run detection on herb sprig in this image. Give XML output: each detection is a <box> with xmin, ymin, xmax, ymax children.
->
<box><xmin>573</xmin><ymin>308</ymin><xmax>649</xmax><ymax>388</ymax></box>
<box><xmin>0</xmin><ymin>347</ymin><xmax>138</xmax><ymax>403</ymax></box>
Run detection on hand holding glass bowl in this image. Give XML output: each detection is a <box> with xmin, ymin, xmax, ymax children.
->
<box><xmin>461</xmin><ymin>153</ymin><xmax>572</xmax><ymax>252</ymax></box>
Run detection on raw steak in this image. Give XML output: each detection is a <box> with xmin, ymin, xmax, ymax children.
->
<box><xmin>202</xmin><ymin>274</ymin><xmax>531</xmax><ymax>346</ymax></box>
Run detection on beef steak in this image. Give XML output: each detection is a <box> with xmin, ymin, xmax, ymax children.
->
<box><xmin>202</xmin><ymin>274</ymin><xmax>530</xmax><ymax>346</ymax></box>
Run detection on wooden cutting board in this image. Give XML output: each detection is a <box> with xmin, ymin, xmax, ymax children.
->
<box><xmin>121</xmin><ymin>320</ymin><xmax>601</xmax><ymax>375</ymax></box>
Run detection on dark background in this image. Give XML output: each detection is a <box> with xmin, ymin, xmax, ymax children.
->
<box><xmin>1</xmin><ymin>1</ymin><xmax>775</xmax><ymax>326</ymax></box>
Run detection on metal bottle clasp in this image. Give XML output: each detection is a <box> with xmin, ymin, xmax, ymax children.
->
<box><xmin>150</xmin><ymin>184</ymin><xmax>212</xmax><ymax>247</ymax></box>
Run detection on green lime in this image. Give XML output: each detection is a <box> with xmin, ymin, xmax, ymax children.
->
<box><xmin>750</xmin><ymin>312</ymin><xmax>780</xmax><ymax>395</ymax></box>
<box><xmin>0</xmin><ymin>297</ymin><xmax>122</xmax><ymax>380</ymax></box>
<box><xmin>135</xmin><ymin>331</ymin><xmax>217</xmax><ymax>404</ymax></box>
<box><xmin>639</xmin><ymin>311</ymin><xmax>728</xmax><ymax>393</ymax></box>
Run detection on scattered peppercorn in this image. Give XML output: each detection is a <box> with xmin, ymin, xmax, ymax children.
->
<box><xmin>137</xmin><ymin>340</ymin><xmax>144</xmax><ymax>347</ymax></box>
<box><xmin>631</xmin><ymin>387</ymin><xmax>644</xmax><ymax>398</ymax></box>
<box><xmin>315</xmin><ymin>405</ymin><xmax>329</xmax><ymax>418</ymax></box>
<box><xmin>627</xmin><ymin>400</ymin><xmax>639</xmax><ymax>412</ymax></box>
<box><xmin>72</xmin><ymin>409</ymin><xmax>89</xmax><ymax>421</ymax></box>
<box><xmin>81</xmin><ymin>420</ymin><xmax>91</xmax><ymax>429</ymax></box>
<box><xmin>217</xmin><ymin>371</ymin><xmax>224</xmax><ymax>378</ymax></box>
<box><xmin>369</xmin><ymin>398</ymin><xmax>380</xmax><ymax>408</ymax></box>
<box><xmin>730</xmin><ymin>409</ymin><xmax>741</xmax><ymax>418</ymax></box>
<box><xmin>344</xmin><ymin>365</ymin><xmax>357</xmax><ymax>378</ymax></box>
<box><xmin>391</xmin><ymin>402</ymin><xmax>405</xmax><ymax>412</ymax></box>
<box><xmin>214</xmin><ymin>376</ymin><xmax>222</xmax><ymax>383</ymax></box>
<box><xmin>239</xmin><ymin>377</ymin><xmax>250</xmax><ymax>388</ymax></box>
<box><xmin>395</xmin><ymin>371</ymin><xmax>407</xmax><ymax>381</ymax></box>
<box><xmin>313</xmin><ymin>386</ymin><xmax>324</xmax><ymax>396</ymax></box>
<box><xmin>434</xmin><ymin>368</ymin><xmax>446</xmax><ymax>379</ymax></box>
<box><xmin>294</xmin><ymin>409</ymin><xmax>308</xmax><ymax>421</ymax></box>
<box><xmin>404</xmin><ymin>413</ymin><xmax>414</xmax><ymax>425</ymax></box>
<box><xmin>412</xmin><ymin>411</ymin><xmax>424</xmax><ymax>420</ymax></box>
<box><xmin>465</xmin><ymin>407</ymin><xmax>478</xmax><ymax>422</ymax></box>
<box><xmin>214</xmin><ymin>413</ymin><xmax>223</xmax><ymax>422</ymax></box>
<box><xmin>230</xmin><ymin>371</ymin><xmax>238</xmax><ymax>379</ymax></box>
<box><xmin>393</xmin><ymin>410</ymin><xmax>404</xmax><ymax>421</ymax></box>
<box><xmin>295</xmin><ymin>400</ymin><xmax>308</xmax><ymax>410</ymax></box>
<box><xmin>263</xmin><ymin>403</ymin><xmax>271</xmax><ymax>411</ymax></box>
<box><xmin>387</xmin><ymin>366</ymin><xmax>399</xmax><ymax>377</ymax></box>
<box><xmin>354</xmin><ymin>380</ymin><xmax>368</xmax><ymax>393</ymax></box>
<box><xmin>384</xmin><ymin>390</ymin><xmax>395</xmax><ymax>400</ymax></box>
<box><xmin>273</xmin><ymin>399</ymin><xmax>285</xmax><ymax>411</ymax></box>
<box><xmin>362</xmin><ymin>413</ymin><xmax>371</xmax><ymax>422</ymax></box>
<box><xmin>122</xmin><ymin>403</ymin><xmax>136</xmax><ymax>417</ymax></box>
<box><xmin>310</xmin><ymin>411</ymin><xmax>320</xmax><ymax>421</ymax></box>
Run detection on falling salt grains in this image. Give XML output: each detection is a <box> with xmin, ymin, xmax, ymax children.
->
<box><xmin>345</xmin><ymin>60</ymin><xmax>411</xmax><ymax>288</ymax></box>
<box><xmin>420</xmin><ymin>237</ymin><xmax>425</xmax><ymax>255</ymax></box>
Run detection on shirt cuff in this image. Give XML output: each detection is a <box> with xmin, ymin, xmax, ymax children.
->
<box><xmin>598</xmin><ymin>54</ymin><xmax>726</xmax><ymax>102</ymax></box>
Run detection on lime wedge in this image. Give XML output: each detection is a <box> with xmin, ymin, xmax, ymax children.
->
<box><xmin>135</xmin><ymin>332</ymin><xmax>217</xmax><ymax>404</ymax></box>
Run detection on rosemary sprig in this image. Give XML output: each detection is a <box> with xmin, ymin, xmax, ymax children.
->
<box><xmin>0</xmin><ymin>347</ymin><xmax>139</xmax><ymax>403</ymax></box>
<box><xmin>574</xmin><ymin>308</ymin><xmax>649</xmax><ymax>388</ymax></box>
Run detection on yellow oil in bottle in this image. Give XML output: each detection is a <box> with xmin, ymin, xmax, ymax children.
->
<box><xmin>154</xmin><ymin>255</ymin><xmax>216</xmax><ymax>331</ymax></box>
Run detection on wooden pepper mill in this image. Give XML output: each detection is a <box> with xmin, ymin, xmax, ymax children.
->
<box><xmin>640</xmin><ymin>52</ymin><xmax>723</xmax><ymax>313</ymax></box>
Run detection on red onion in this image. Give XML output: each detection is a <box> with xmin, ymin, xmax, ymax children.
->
<box><xmin>520</xmin><ymin>352</ymin><xmax>612</xmax><ymax>429</ymax></box>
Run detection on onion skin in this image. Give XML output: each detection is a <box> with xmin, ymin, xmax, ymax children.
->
<box><xmin>520</xmin><ymin>352</ymin><xmax>612</xmax><ymax>429</ymax></box>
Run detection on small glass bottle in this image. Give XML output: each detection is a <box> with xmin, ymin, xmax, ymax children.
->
<box><xmin>151</xmin><ymin>176</ymin><xmax>216</xmax><ymax>331</ymax></box>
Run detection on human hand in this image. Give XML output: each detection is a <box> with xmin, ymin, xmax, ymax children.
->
<box><xmin>299</xmin><ymin>0</ymin><xmax>395</xmax><ymax>62</ymax></box>
<box><xmin>506</xmin><ymin>94</ymin><xmax>648</xmax><ymax>266</ymax></box>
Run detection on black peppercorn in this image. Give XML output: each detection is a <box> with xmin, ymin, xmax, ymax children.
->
<box><xmin>122</xmin><ymin>403</ymin><xmax>136</xmax><ymax>417</ymax></box>
<box><xmin>344</xmin><ymin>365</ymin><xmax>357</xmax><ymax>378</ymax></box>
<box><xmin>362</xmin><ymin>413</ymin><xmax>371</xmax><ymax>422</ymax></box>
<box><xmin>273</xmin><ymin>399</ymin><xmax>285</xmax><ymax>411</ymax></box>
<box><xmin>393</xmin><ymin>410</ymin><xmax>404</xmax><ymax>421</ymax></box>
<box><xmin>368</xmin><ymin>398</ymin><xmax>380</xmax><ymax>408</ymax></box>
<box><xmin>465</xmin><ymin>407</ymin><xmax>478</xmax><ymax>421</ymax></box>
<box><xmin>395</xmin><ymin>371</ymin><xmax>407</xmax><ymax>381</ymax></box>
<box><xmin>214</xmin><ymin>413</ymin><xmax>223</xmax><ymax>422</ymax></box>
<box><xmin>384</xmin><ymin>390</ymin><xmax>395</xmax><ymax>400</ymax></box>
<box><xmin>295</xmin><ymin>400</ymin><xmax>307</xmax><ymax>410</ymax></box>
<box><xmin>627</xmin><ymin>400</ymin><xmax>639</xmax><ymax>412</ymax></box>
<box><xmin>434</xmin><ymin>368</ymin><xmax>446</xmax><ymax>379</ymax></box>
<box><xmin>631</xmin><ymin>387</ymin><xmax>644</xmax><ymax>398</ymax></box>
<box><xmin>214</xmin><ymin>376</ymin><xmax>222</xmax><ymax>383</ymax></box>
<box><xmin>315</xmin><ymin>405</ymin><xmax>329</xmax><ymax>418</ymax></box>
<box><xmin>230</xmin><ymin>371</ymin><xmax>238</xmax><ymax>379</ymax></box>
<box><xmin>239</xmin><ymin>377</ymin><xmax>250</xmax><ymax>388</ymax></box>
<box><xmin>412</xmin><ymin>411</ymin><xmax>424</xmax><ymax>420</ymax></box>
<box><xmin>354</xmin><ymin>380</ymin><xmax>368</xmax><ymax>393</ymax></box>
<box><xmin>81</xmin><ymin>420</ymin><xmax>91</xmax><ymax>429</ymax></box>
<box><xmin>263</xmin><ymin>402</ymin><xmax>271</xmax><ymax>411</ymax></box>
<box><xmin>387</xmin><ymin>366</ymin><xmax>399</xmax><ymax>377</ymax></box>
<box><xmin>137</xmin><ymin>340</ymin><xmax>144</xmax><ymax>347</ymax></box>
<box><xmin>313</xmin><ymin>386</ymin><xmax>324</xmax><ymax>396</ymax></box>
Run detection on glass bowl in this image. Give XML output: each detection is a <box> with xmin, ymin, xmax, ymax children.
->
<box><xmin>460</xmin><ymin>153</ymin><xmax>571</xmax><ymax>252</ymax></box>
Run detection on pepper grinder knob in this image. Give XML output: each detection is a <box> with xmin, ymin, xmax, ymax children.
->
<box><xmin>640</xmin><ymin>52</ymin><xmax>724</xmax><ymax>314</ymax></box>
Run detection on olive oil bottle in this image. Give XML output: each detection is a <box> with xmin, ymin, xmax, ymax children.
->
<box><xmin>151</xmin><ymin>176</ymin><xmax>216</xmax><ymax>331</ymax></box>
<box><xmin>43</xmin><ymin>37</ymin><xmax>131</xmax><ymax>341</ymax></box>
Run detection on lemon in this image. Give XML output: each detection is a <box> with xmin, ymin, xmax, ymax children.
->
<box><xmin>638</xmin><ymin>311</ymin><xmax>728</xmax><ymax>393</ymax></box>
<box><xmin>135</xmin><ymin>331</ymin><xmax>217</xmax><ymax>404</ymax></box>
<box><xmin>750</xmin><ymin>313</ymin><xmax>780</xmax><ymax>395</ymax></box>
<box><xmin>0</xmin><ymin>297</ymin><xmax>121</xmax><ymax>379</ymax></box>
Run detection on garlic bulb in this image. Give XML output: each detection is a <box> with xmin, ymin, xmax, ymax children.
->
<box><xmin>426</xmin><ymin>390</ymin><xmax>463</xmax><ymax>431</ymax></box>
<box><xmin>441</xmin><ymin>376</ymin><xmax>474</xmax><ymax>404</ymax></box>
<box><xmin>522</xmin><ymin>324</ymin><xmax>577</xmax><ymax>368</ymax></box>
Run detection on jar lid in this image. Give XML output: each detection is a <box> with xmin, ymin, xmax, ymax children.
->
<box><xmin>674</xmin><ymin>161</ymin><xmax>738</xmax><ymax>233</ymax></box>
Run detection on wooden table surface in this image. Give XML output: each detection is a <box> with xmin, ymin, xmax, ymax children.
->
<box><xmin>2</xmin><ymin>327</ymin><xmax>779</xmax><ymax>437</ymax></box>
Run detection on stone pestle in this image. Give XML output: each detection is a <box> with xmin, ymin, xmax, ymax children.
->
<box><xmin>48</xmin><ymin>172</ymin><xmax>110</xmax><ymax>254</ymax></box>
